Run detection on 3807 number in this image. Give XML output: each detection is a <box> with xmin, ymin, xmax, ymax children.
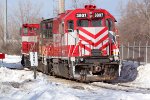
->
<box><xmin>94</xmin><ymin>13</ymin><xmax>104</xmax><ymax>18</ymax></box>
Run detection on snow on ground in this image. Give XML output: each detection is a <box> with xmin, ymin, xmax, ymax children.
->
<box><xmin>0</xmin><ymin>67</ymin><xmax>150</xmax><ymax>100</ymax></box>
<box><xmin>3</xmin><ymin>55</ymin><xmax>21</xmax><ymax>63</ymax></box>
<box><xmin>0</xmin><ymin>55</ymin><xmax>150</xmax><ymax>100</ymax></box>
<box><xmin>120</xmin><ymin>64</ymin><xmax>150</xmax><ymax>89</ymax></box>
<box><xmin>135</xmin><ymin>64</ymin><xmax>150</xmax><ymax>84</ymax></box>
<box><xmin>0</xmin><ymin>55</ymin><xmax>23</xmax><ymax>69</ymax></box>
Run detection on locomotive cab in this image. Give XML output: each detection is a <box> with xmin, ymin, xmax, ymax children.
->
<box><xmin>21</xmin><ymin>24</ymin><xmax>39</xmax><ymax>36</ymax></box>
<box><xmin>21</xmin><ymin>24</ymin><xmax>40</xmax><ymax>54</ymax></box>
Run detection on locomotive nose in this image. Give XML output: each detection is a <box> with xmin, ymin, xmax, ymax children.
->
<box><xmin>78</xmin><ymin>27</ymin><xmax>109</xmax><ymax>50</ymax></box>
<box><xmin>79</xmin><ymin>27</ymin><xmax>108</xmax><ymax>46</ymax></box>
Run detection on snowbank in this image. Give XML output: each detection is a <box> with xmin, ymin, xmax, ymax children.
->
<box><xmin>0</xmin><ymin>67</ymin><xmax>42</xmax><ymax>82</ymax></box>
<box><xmin>119</xmin><ymin>63</ymin><xmax>150</xmax><ymax>89</ymax></box>
<box><xmin>0</xmin><ymin>55</ymin><xmax>23</xmax><ymax>69</ymax></box>
<box><xmin>135</xmin><ymin>64</ymin><xmax>150</xmax><ymax>83</ymax></box>
<box><xmin>0</xmin><ymin>67</ymin><xmax>79</xmax><ymax>100</ymax></box>
<box><xmin>125</xmin><ymin>64</ymin><xmax>150</xmax><ymax>88</ymax></box>
<box><xmin>3</xmin><ymin>55</ymin><xmax>21</xmax><ymax>63</ymax></box>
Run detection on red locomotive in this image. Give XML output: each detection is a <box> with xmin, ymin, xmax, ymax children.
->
<box><xmin>21</xmin><ymin>24</ymin><xmax>40</xmax><ymax>54</ymax></box>
<box><xmin>21</xmin><ymin>5</ymin><xmax>120</xmax><ymax>82</ymax></box>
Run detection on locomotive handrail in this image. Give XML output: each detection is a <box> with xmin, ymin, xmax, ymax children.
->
<box><xmin>67</xmin><ymin>29</ymin><xmax>76</xmax><ymax>38</ymax></box>
<box><xmin>67</xmin><ymin>29</ymin><xmax>74</xmax><ymax>32</ymax></box>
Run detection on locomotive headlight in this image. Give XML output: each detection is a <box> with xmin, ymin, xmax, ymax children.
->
<box><xmin>114</xmin><ymin>56</ymin><xmax>119</xmax><ymax>61</ymax></box>
<box><xmin>80</xmin><ymin>58</ymin><xmax>84</xmax><ymax>62</ymax></box>
<box><xmin>89</xmin><ymin>12</ymin><xmax>93</xmax><ymax>18</ymax></box>
<box><xmin>113</xmin><ymin>49</ymin><xmax>119</xmax><ymax>56</ymax></box>
<box><xmin>90</xmin><ymin>15</ymin><xmax>93</xmax><ymax>18</ymax></box>
<box><xmin>109</xmin><ymin>57</ymin><xmax>113</xmax><ymax>61</ymax></box>
<box><xmin>89</xmin><ymin>12</ymin><xmax>92</xmax><ymax>14</ymax></box>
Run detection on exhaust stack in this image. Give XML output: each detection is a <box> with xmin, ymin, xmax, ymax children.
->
<box><xmin>58</xmin><ymin>0</ymin><xmax>65</xmax><ymax>14</ymax></box>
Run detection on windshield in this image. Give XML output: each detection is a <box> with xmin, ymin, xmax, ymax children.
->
<box><xmin>23</xmin><ymin>28</ymin><xmax>28</xmax><ymax>34</ymax></box>
<box><xmin>77</xmin><ymin>20</ymin><xmax>88</xmax><ymax>27</ymax></box>
<box><xmin>77</xmin><ymin>19</ymin><xmax>102</xmax><ymax>27</ymax></box>
<box><xmin>91</xmin><ymin>19</ymin><xmax>102</xmax><ymax>27</ymax></box>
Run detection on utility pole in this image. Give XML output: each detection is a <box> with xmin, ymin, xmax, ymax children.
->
<box><xmin>58</xmin><ymin>0</ymin><xmax>65</xmax><ymax>14</ymax></box>
<box><xmin>4</xmin><ymin>0</ymin><xmax>7</xmax><ymax>44</ymax></box>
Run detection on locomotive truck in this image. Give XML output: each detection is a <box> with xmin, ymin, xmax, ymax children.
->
<box><xmin>21</xmin><ymin>4</ymin><xmax>120</xmax><ymax>82</ymax></box>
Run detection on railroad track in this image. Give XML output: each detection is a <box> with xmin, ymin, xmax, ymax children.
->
<box><xmin>45</xmin><ymin>75</ymin><xmax>150</xmax><ymax>94</ymax></box>
<box><xmin>15</xmin><ymin>67</ymin><xmax>148</xmax><ymax>95</ymax></box>
<box><xmin>23</xmin><ymin>68</ymin><xmax>150</xmax><ymax>94</ymax></box>
<box><xmin>91</xmin><ymin>82</ymin><xmax>150</xmax><ymax>94</ymax></box>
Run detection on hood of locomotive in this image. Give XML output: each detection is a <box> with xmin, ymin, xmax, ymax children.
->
<box><xmin>76</xmin><ymin>26</ymin><xmax>119</xmax><ymax>61</ymax></box>
<box><xmin>77</xmin><ymin>27</ymin><xmax>109</xmax><ymax>56</ymax></box>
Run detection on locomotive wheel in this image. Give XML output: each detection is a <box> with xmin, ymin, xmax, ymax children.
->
<box><xmin>80</xmin><ymin>69</ymin><xmax>87</xmax><ymax>82</ymax></box>
<box><xmin>47</xmin><ymin>62</ymin><xmax>55</xmax><ymax>76</ymax></box>
<box><xmin>43</xmin><ymin>65</ymin><xmax>49</xmax><ymax>75</ymax></box>
<box><xmin>50</xmin><ymin>67</ymin><xmax>55</xmax><ymax>76</ymax></box>
<box><xmin>37</xmin><ymin>60</ymin><xmax>44</xmax><ymax>72</ymax></box>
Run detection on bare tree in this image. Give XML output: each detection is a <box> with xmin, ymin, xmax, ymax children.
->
<box><xmin>12</xmin><ymin>0</ymin><xmax>42</xmax><ymax>26</ymax></box>
<box><xmin>72</xmin><ymin>0</ymin><xmax>78</xmax><ymax>9</ymax></box>
<box><xmin>87</xmin><ymin>0</ymin><xmax>95</xmax><ymax>4</ymax></box>
<box><xmin>9</xmin><ymin>0</ymin><xmax>43</xmax><ymax>40</ymax></box>
<box><xmin>0</xmin><ymin>3</ymin><xmax>5</xmax><ymax>46</ymax></box>
<box><xmin>118</xmin><ymin>0</ymin><xmax>150</xmax><ymax>44</ymax></box>
<box><xmin>2</xmin><ymin>0</ymin><xmax>44</xmax><ymax>54</ymax></box>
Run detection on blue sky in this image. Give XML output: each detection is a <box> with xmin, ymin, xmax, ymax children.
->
<box><xmin>2</xmin><ymin>0</ymin><xmax>129</xmax><ymax>21</ymax></box>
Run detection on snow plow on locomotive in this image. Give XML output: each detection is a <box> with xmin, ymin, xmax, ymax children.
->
<box><xmin>21</xmin><ymin>5</ymin><xmax>120</xmax><ymax>82</ymax></box>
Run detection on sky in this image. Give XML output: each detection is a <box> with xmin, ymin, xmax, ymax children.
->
<box><xmin>1</xmin><ymin>0</ymin><xmax>129</xmax><ymax>21</ymax></box>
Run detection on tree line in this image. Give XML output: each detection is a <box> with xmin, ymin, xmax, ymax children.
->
<box><xmin>0</xmin><ymin>0</ymin><xmax>43</xmax><ymax>54</ymax></box>
<box><xmin>118</xmin><ymin>0</ymin><xmax>150</xmax><ymax>45</ymax></box>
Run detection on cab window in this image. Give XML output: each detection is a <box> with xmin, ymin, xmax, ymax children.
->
<box><xmin>68</xmin><ymin>20</ymin><xmax>74</xmax><ymax>31</ymax></box>
<box><xmin>23</xmin><ymin>28</ymin><xmax>28</xmax><ymax>35</ymax></box>
<box><xmin>41</xmin><ymin>21</ymin><xmax>53</xmax><ymax>38</ymax></box>
<box><xmin>106</xmin><ymin>19</ymin><xmax>113</xmax><ymax>31</ymax></box>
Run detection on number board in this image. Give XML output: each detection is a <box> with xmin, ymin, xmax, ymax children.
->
<box><xmin>76</xmin><ymin>13</ymin><xmax>87</xmax><ymax>18</ymax></box>
<box><xmin>94</xmin><ymin>13</ymin><xmax>104</xmax><ymax>18</ymax></box>
<box><xmin>30</xmin><ymin>52</ymin><xmax>38</xmax><ymax>66</ymax></box>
